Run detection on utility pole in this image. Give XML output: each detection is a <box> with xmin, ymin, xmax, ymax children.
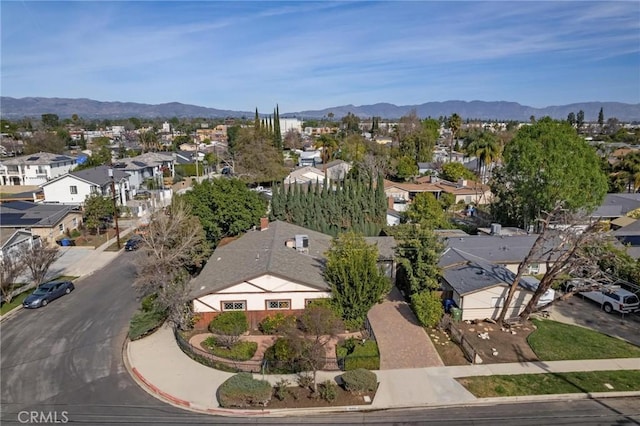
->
<box><xmin>108</xmin><ymin>167</ymin><xmax>121</xmax><ymax>250</ymax></box>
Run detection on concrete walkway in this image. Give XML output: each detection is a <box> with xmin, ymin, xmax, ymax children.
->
<box><xmin>367</xmin><ymin>286</ymin><xmax>444</xmax><ymax>369</ymax></box>
<box><xmin>126</xmin><ymin>325</ymin><xmax>640</xmax><ymax>416</ymax></box>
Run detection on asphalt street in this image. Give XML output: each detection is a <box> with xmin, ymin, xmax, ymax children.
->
<box><xmin>1</xmin><ymin>253</ymin><xmax>638</xmax><ymax>425</ymax></box>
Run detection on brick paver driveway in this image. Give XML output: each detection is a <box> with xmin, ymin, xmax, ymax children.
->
<box><xmin>368</xmin><ymin>286</ymin><xmax>444</xmax><ymax>369</ymax></box>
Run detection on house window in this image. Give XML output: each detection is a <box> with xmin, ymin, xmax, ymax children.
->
<box><xmin>72</xmin><ymin>218</ymin><xmax>78</xmax><ymax>227</ymax></box>
<box><xmin>70</xmin><ymin>185</ymin><xmax>78</xmax><ymax>194</ymax></box>
<box><xmin>222</xmin><ymin>301</ymin><xmax>246</xmax><ymax>311</ymax></box>
<box><xmin>266</xmin><ymin>300</ymin><xmax>291</xmax><ymax>310</ymax></box>
<box><xmin>58</xmin><ymin>224</ymin><xmax>64</xmax><ymax>233</ymax></box>
<box><xmin>491</xmin><ymin>297</ymin><xmax>504</xmax><ymax>308</ymax></box>
<box><xmin>527</xmin><ymin>263</ymin><xmax>540</xmax><ymax>274</ymax></box>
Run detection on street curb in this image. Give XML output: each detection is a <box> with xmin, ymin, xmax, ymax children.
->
<box><xmin>0</xmin><ymin>305</ymin><xmax>23</xmax><ymax>323</ymax></box>
<box><xmin>122</xmin><ymin>335</ymin><xmax>640</xmax><ymax>418</ymax></box>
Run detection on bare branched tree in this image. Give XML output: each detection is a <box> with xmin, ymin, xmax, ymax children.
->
<box><xmin>284</xmin><ymin>304</ymin><xmax>343</xmax><ymax>393</ymax></box>
<box><xmin>0</xmin><ymin>254</ymin><xmax>27</xmax><ymax>303</ymax></box>
<box><xmin>19</xmin><ymin>240</ymin><xmax>61</xmax><ymax>287</ymax></box>
<box><xmin>134</xmin><ymin>197</ymin><xmax>210</xmax><ymax>329</ymax></box>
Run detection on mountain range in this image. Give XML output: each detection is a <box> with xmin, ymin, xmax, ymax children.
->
<box><xmin>1</xmin><ymin>97</ymin><xmax>638</xmax><ymax>122</ymax></box>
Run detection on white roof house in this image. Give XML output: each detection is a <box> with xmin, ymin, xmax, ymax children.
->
<box><xmin>0</xmin><ymin>152</ymin><xmax>77</xmax><ymax>186</ymax></box>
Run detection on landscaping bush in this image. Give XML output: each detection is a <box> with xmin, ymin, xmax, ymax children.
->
<box><xmin>337</xmin><ymin>338</ymin><xmax>380</xmax><ymax>370</ymax></box>
<box><xmin>410</xmin><ymin>290</ymin><xmax>444</xmax><ymax>328</ymax></box>
<box><xmin>273</xmin><ymin>379</ymin><xmax>290</xmax><ymax>401</ymax></box>
<box><xmin>128</xmin><ymin>309</ymin><xmax>167</xmax><ymax>341</ymax></box>
<box><xmin>318</xmin><ymin>380</ymin><xmax>338</xmax><ymax>402</ymax></box>
<box><xmin>217</xmin><ymin>373</ymin><xmax>272</xmax><ymax>408</ymax></box>
<box><xmin>258</xmin><ymin>313</ymin><xmax>296</xmax><ymax>334</ymax></box>
<box><xmin>296</xmin><ymin>372</ymin><xmax>314</xmax><ymax>390</ymax></box>
<box><xmin>340</xmin><ymin>368</ymin><xmax>378</xmax><ymax>394</ymax></box>
<box><xmin>141</xmin><ymin>293</ymin><xmax>158</xmax><ymax>312</ymax></box>
<box><xmin>208</xmin><ymin>312</ymin><xmax>248</xmax><ymax>348</ymax></box>
<box><xmin>202</xmin><ymin>336</ymin><xmax>258</xmax><ymax>361</ymax></box>
<box><xmin>263</xmin><ymin>338</ymin><xmax>304</xmax><ymax>374</ymax></box>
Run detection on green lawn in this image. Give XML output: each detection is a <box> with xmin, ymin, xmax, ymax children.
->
<box><xmin>528</xmin><ymin>318</ymin><xmax>640</xmax><ymax>361</ymax></box>
<box><xmin>1</xmin><ymin>291</ymin><xmax>29</xmax><ymax>315</ymax></box>
<box><xmin>458</xmin><ymin>370</ymin><xmax>640</xmax><ymax>397</ymax></box>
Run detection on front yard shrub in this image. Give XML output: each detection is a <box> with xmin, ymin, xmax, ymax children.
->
<box><xmin>318</xmin><ymin>380</ymin><xmax>338</xmax><ymax>402</ymax></box>
<box><xmin>258</xmin><ymin>313</ymin><xmax>296</xmax><ymax>334</ymax></box>
<box><xmin>263</xmin><ymin>338</ymin><xmax>304</xmax><ymax>374</ymax></box>
<box><xmin>202</xmin><ymin>336</ymin><xmax>257</xmax><ymax>361</ymax></box>
<box><xmin>217</xmin><ymin>373</ymin><xmax>272</xmax><ymax>408</ymax></box>
<box><xmin>208</xmin><ymin>312</ymin><xmax>248</xmax><ymax>348</ymax></box>
<box><xmin>128</xmin><ymin>309</ymin><xmax>167</xmax><ymax>341</ymax></box>
<box><xmin>296</xmin><ymin>372</ymin><xmax>314</xmax><ymax>390</ymax></box>
<box><xmin>337</xmin><ymin>338</ymin><xmax>380</xmax><ymax>370</ymax></box>
<box><xmin>411</xmin><ymin>290</ymin><xmax>444</xmax><ymax>328</ymax></box>
<box><xmin>141</xmin><ymin>293</ymin><xmax>158</xmax><ymax>312</ymax></box>
<box><xmin>273</xmin><ymin>379</ymin><xmax>290</xmax><ymax>401</ymax></box>
<box><xmin>340</xmin><ymin>368</ymin><xmax>378</xmax><ymax>394</ymax></box>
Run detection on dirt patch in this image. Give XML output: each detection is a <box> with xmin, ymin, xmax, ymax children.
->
<box><xmin>427</xmin><ymin>328</ymin><xmax>469</xmax><ymax>366</ymax></box>
<box><xmin>256</xmin><ymin>385</ymin><xmax>375</xmax><ymax>410</ymax></box>
<box><xmin>452</xmin><ymin>320</ymin><xmax>539</xmax><ymax>364</ymax></box>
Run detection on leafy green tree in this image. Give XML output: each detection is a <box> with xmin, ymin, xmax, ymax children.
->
<box><xmin>324</xmin><ymin>232</ymin><xmax>390</xmax><ymax>326</ymax></box>
<box><xmin>567</xmin><ymin>112</ymin><xmax>576</xmax><ymax>127</ymax></box>
<box><xmin>316</xmin><ymin>134</ymin><xmax>339</xmax><ymax>174</ymax></box>
<box><xmin>172</xmin><ymin>135</ymin><xmax>192</xmax><ymax>151</ymax></box>
<box><xmin>493</xmin><ymin>118</ymin><xmax>608</xmax><ymax>323</ymax></box>
<box><xmin>395</xmin><ymin>156</ymin><xmax>418</xmax><ymax>181</ymax></box>
<box><xmin>83</xmin><ymin>193</ymin><xmax>115</xmax><ymax>233</ymax></box>
<box><xmin>613</xmin><ymin>151</ymin><xmax>640</xmax><ymax>193</ymax></box>
<box><xmin>490</xmin><ymin>117</ymin><xmax>607</xmax><ymax>231</ymax></box>
<box><xmin>402</xmin><ymin>193</ymin><xmax>450</xmax><ymax>229</ymax></box>
<box><xmin>390</xmin><ymin>224</ymin><xmax>444</xmax><ymax>295</ymax></box>
<box><xmin>576</xmin><ymin>110</ymin><xmax>585</xmax><ymax>131</ymax></box>
<box><xmin>440</xmin><ymin>162</ymin><xmax>475</xmax><ymax>182</ymax></box>
<box><xmin>180</xmin><ymin>178</ymin><xmax>267</xmax><ymax>245</ymax></box>
<box><xmin>465</xmin><ymin>131</ymin><xmax>501</xmax><ymax>181</ymax></box>
<box><xmin>41</xmin><ymin>113</ymin><xmax>59</xmax><ymax>129</ymax></box>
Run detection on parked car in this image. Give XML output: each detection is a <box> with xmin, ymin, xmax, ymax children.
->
<box><xmin>125</xmin><ymin>236</ymin><xmax>143</xmax><ymax>251</ymax></box>
<box><xmin>579</xmin><ymin>285</ymin><xmax>640</xmax><ymax>314</ymax></box>
<box><xmin>23</xmin><ymin>281</ymin><xmax>75</xmax><ymax>309</ymax></box>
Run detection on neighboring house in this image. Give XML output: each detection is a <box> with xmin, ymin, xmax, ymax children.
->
<box><xmin>443</xmin><ymin>234</ymin><xmax>558</xmax><ymax>276</ymax></box>
<box><xmin>0</xmin><ymin>152</ymin><xmax>77</xmax><ymax>186</ymax></box>
<box><xmin>40</xmin><ymin>165</ymin><xmax>129</xmax><ymax>206</ymax></box>
<box><xmin>315</xmin><ymin>160</ymin><xmax>352</xmax><ymax>181</ymax></box>
<box><xmin>298</xmin><ymin>150</ymin><xmax>322</xmax><ymax>167</ymax></box>
<box><xmin>112</xmin><ymin>152</ymin><xmax>175</xmax><ymax>191</ymax></box>
<box><xmin>284</xmin><ymin>166</ymin><xmax>326</xmax><ymax>185</ymax></box>
<box><xmin>0</xmin><ymin>201</ymin><xmax>83</xmax><ymax>242</ymax></box>
<box><xmin>439</xmin><ymin>247</ymin><xmax>554</xmax><ymax>321</ymax></box>
<box><xmin>0</xmin><ymin>228</ymin><xmax>37</xmax><ymax>262</ymax></box>
<box><xmin>189</xmin><ymin>219</ymin><xmax>396</xmax><ymax>328</ymax></box>
<box><xmin>611</xmin><ymin>220</ymin><xmax>640</xmax><ymax>258</ymax></box>
<box><xmin>384</xmin><ymin>177</ymin><xmax>492</xmax><ymax>211</ymax></box>
<box><xmin>591</xmin><ymin>193</ymin><xmax>640</xmax><ymax>221</ymax></box>
<box><xmin>386</xmin><ymin>208</ymin><xmax>401</xmax><ymax>227</ymax></box>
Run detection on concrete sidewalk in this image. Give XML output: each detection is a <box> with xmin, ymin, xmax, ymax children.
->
<box><xmin>125</xmin><ymin>325</ymin><xmax>640</xmax><ymax>417</ymax></box>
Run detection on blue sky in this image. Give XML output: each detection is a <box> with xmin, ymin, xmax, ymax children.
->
<box><xmin>2</xmin><ymin>1</ymin><xmax>639</xmax><ymax>113</ymax></box>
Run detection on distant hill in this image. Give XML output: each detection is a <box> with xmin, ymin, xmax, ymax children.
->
<box><xmin>1</xmin><ymin>96</ymin><xmax>638</xmax><ymax>122</ymax></box>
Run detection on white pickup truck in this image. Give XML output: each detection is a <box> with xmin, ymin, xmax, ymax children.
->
<box><xmin>579</xmin><ymin>285</ymin><xmax>640</xmax><ymax>314</ymax></box>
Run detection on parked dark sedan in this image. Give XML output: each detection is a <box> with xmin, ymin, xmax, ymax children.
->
<box><xmin>23</xmin><ymin>281</ymin><xmax>75</xmax><ymax>309</ymax></box>
<box><xmin>125</xmin><ymin>236</ymin><xmax>143</xmax><ymax>251</ymax></box>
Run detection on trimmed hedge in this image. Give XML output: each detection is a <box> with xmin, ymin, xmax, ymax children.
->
<box><xmin>263</xmin><ymin>338</ymin><xmax>305</xmax><ymax>374</ymax></box>
<box><xmin>217</xmin><ymin>373</ymin><xmax>272</xmax><ymax>408</ymax></box>
<box><xmin>209</xmin><ymin>311</ymin><xmax>248</xmax><ymax>335</ymax></box>
<box><xmin>340</xmin><ymin>368</ymin><xmax>377</xmax><ymax>394</ymax></box>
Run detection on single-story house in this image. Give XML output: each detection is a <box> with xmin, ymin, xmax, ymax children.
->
<box><xmin>0</xmin><ymin>200</ymin><xmax>83</xmax><ymax>243</ymax></box>
<box><xmin>0</xmin><ymin>228</ymin><xmax>37</xmax><ymax>262</ymax></box>
<box><xmin>283</xmin><ymin>166</ymin><xmax>326</xmax><ymax>186</ymax></box>
<box><xmin>439</xmin><ymin>247</ymin><xmax>554</xmax><ymax>321</ymax></box>
<box><xmin>189</xmin><ymin>219</ymin><xmax>396</xmax><ymax>329</ymax></box>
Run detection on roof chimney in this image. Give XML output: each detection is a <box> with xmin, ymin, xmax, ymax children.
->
<box><xmin>260</xmin><ymin>217</ymin><xmax>269</xmax><ymax>231</ymax></box>
<box><xmin>387</xmin><ymin>196</ymin><xmax>394</xmax><ymax>210</ymax></box>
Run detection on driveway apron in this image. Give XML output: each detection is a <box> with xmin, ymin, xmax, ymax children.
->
<box><xmin>368</xmin><ymin>286</ymin><xmax>444</xmax><ymax>369</ymax></box>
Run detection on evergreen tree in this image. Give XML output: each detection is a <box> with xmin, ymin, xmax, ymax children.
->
<box><xmin>598</xmin><ymin>107</ymin><xmax>605</xmax><ymax>131</ymax></box>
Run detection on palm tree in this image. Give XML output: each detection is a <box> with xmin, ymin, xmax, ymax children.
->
<box><xmin>466</xmin><ymin>132</ymin><xmax>501</xmax><ymax>183</ymax></box>
<box><xmin>316</xmin><ymin>134</ymin><xmax>338</xmax><ymax>178</ymax></box>
<box><xmin>615</xmin><ymin>152</ymin><xmax>640</xmax><ymax>193</ymax></box>
<box><xmin>447</xmin><ymin>113</ymin><xmax>462</xmax><ymax>162</ymax></box>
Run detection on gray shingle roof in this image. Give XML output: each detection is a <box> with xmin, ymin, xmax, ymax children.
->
<box><xmin>69</xmin><ymin>165</ymin><xmax>128</xmax><ymax>185</ymax></box>
<box><xmin>441</xmin><ymin>248</ymin><xmax>540</xmax><ymax>295</ymax></box>
<box><xmin>441</xmin><ymin>234</ymin><xmax>558</xmax><ymax>265</ymax></box>
<box><xmin>0</xmin><ymin>201</ymin><xmax>79</xmax><ymax>228</ymax></box>
<box><xmin>190</xmin><ymin>221</ymin><xmax>396</xmax><ymax>298</ymax></box>
<box><xmin>1</xmin><ymin>151</ymin><xmax>75</xmax><ymax>166</ymax></box>
<box><xmin>591</xmin><ymin>193</ymin><xmax>640</xmax><ymax>218</ymax></box>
